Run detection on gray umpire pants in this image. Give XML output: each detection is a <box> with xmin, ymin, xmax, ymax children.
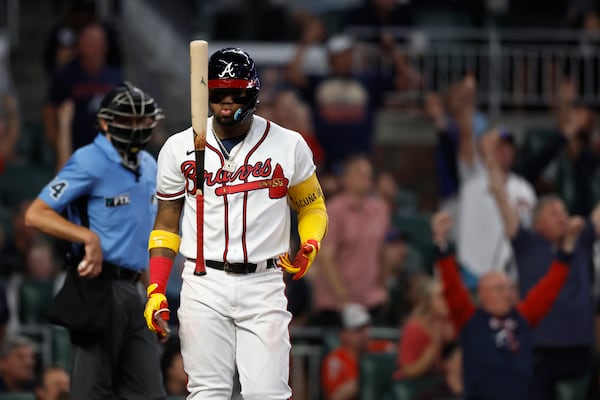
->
<box><xmin>70</xmin><ymin>280</ymin><xmax>166</xmax><ymax>400</ymax></box>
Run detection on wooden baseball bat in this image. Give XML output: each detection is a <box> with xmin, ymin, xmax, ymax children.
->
<box><xmin>190</xmin><ymin>40</ymin><xmax>208</xmax><ymax>276</ymax></box>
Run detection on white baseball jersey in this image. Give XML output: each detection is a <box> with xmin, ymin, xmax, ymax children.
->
<box><xmin>156</xmin><ymin>115</ymin><xmax>315</xmax><ymax>263</ymax></box>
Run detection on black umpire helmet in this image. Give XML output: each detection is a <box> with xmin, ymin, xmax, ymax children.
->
<box><xmin>208</xmin><ymin>48</ymin><xmax>260</xmax><ymax>124</ymax></box>
<box><xmin>97</xmin><ymin>82</ymin><xmax>164</xmax><ymax>157</ymax></box>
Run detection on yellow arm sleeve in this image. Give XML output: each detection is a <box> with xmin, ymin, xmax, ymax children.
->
<box><xmin>288</xmin><ymin>173</ymin><xmax>328</xmax><ymax>244</ymax></box>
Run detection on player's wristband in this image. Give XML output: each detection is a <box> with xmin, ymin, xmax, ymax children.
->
<box><xmin>148</xmin><ymin>230</ymin><xmax>181</xmax><ymax>253</ymax></box>
<box><xmin>148</xmin><ymin>256</ymin><xmax>174</xmax><ymax>295</ymax></box>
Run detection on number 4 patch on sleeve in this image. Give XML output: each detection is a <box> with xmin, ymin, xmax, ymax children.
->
<box><xmin>50</xmin><ymin>180</ymin><xmax>68</xmax><ymax>200</ymax></box>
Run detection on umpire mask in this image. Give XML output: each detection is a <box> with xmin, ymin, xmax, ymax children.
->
<box><xmin>97</xmin><ymin>82</ymin><xmax>164</xmax><ymax>168</ymax></box>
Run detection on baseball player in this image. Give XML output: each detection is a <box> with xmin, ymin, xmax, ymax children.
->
<box><xmin>25</xmin><ymin>82</ymin><xmax>167</xmax><ymax>399</ymax></box>
<box><xmin>144</xmin><ymin>47</ymin><xmax>328</xmax><ymax>399</ymax></box>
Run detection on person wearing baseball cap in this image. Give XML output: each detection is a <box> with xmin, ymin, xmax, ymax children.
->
<box><xmin>322</xmin><ymin>303</ymin><xmax>372</xmax><ymax>400</ymax></box>
<box><xmin>342</xmin><ymin>303</ymin><xmax>372</xmax><ymax>329</ymax></box>
<box><xmin>326</xmin><ymin>33</ymin><xmax>354</xmax><ymax>56</ymax></box>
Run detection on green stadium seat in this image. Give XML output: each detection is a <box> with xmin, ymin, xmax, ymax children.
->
<box><xmin>19</xmin><ymin>280</ymin><xmax>55</xmax><ymax>325</ymax></box>
<box><xmin>556</xmin><ymin>374</ymin><xmax>590</xmax><ymax>400</ymax></box>
<box><xmin>18</xmin><ymin>120</ymin><xmax>54</xmax><ymax>167</ymax></box>
<box><xmin>520</xmin><ymin>129</ymin><xmax>559</xmax><ymax>154</ymax></box>
<box><xmin>322</xmin><ymin>330</ymin><xmax>340</xmax><ymax>355</ymax></box>
<box><xmin>358</xmin><ymin>352</ymin><xmax>397</xmax><ymax>400</ymax></box>
<box><xmin>395</xmin><ymin>190</ymin><xmax>419</xmax><ymax>217</ymax></box>
<box><xmin>393</xmin><ymin>214</ymin><xmax>435</xmax><ymax>274</ymax></box>
<box><xmin>51</xmin><ymin>326</ymin><xmax>72</xmax><ymax>372</ymax></box>
<box><xmin>392</xmin><ymin>376</ymin><xmax>443</xmax><ymax>400</ymax></box>
<box><xmin>0</xmin><ymin>205</ymin><xmax>12</xmax><ymax>238</ymax></box>
<box><xmin>0</xmin><ymin>393</ymin><xmax>37</xmax><ymax>400</ymax></box>
<box><xmin>369</xmin><ymin>327</ymin><xmax>401</xmax><ymax>342</ymax></box>
<box><xmin>0</xmin><ymin>163</ymin><xmax>54</xmax><ymax>209</ymax></box>
<box><xmin>412</xmin><ymin>9</ymin><xmax>473</xmax><ymax>28</ymax></box>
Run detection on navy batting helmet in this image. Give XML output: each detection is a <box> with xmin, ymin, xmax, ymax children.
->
<box><xmin>208</xmin><ymin>48</ymin><xmax>260</xmax><ymax>123</ymax></box>
<box><xmin>97</xmin><ymin>82</ymin><xmax>164</xmax><ymax>159</ymax></box>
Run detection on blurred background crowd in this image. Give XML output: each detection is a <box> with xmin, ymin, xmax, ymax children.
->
<box><xmin>2</xmin><ymin>0</ymin><xmax>600</xmax><ymax>399</ymax></box>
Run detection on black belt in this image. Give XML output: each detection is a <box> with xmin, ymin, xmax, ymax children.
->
<box><xmin>99</xmin><ymin>262</ymin><xmax>142</xmax><ymax>282</ymax></box>
<box><xmin>187</xmin><ymin>259</ymin><xmax>277</xmax><ymax>274</ymax></box>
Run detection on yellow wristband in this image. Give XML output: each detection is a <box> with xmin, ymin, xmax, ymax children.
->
<box><xmin>148</xmin><ymin>230</ymin><xmax>181</xmax><ymax>253</ymax></box>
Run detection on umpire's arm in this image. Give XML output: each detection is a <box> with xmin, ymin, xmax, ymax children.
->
<box><xmin>25</xmin><ymin>198</ymin><xmax>102</xmax><ymax>277</ymax></box>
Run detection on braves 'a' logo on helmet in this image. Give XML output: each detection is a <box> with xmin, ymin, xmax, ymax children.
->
<box><xmin>218</xmin><ymin>62</ymin><xmax>237</xmax><ymax>79</ymax></box>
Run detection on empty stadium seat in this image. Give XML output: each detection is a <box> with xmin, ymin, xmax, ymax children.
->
<box><xmin>0</xmin><ymin>393</ymin><xmax>37</xmax><ymax>400</ymax></box>
<box><xmin>358</xmin><ymin>352</ymin><xmax>397</xmax><ymax>400</ymax></box>
<box><xmin>19</xmin><ymin>280</ymin><xmax>55</xmax><ymax>325</ymax></box>
<box><xmin>556</xmin><ymin>375</ymin><xmax>590</xmax><ymax>400</ymax></box>
<box><xmin>393</xmin><ymin>213</ymin><xmax>436</xmax><ymax>274</ymax></box>
<box><xmin>51</xmin><ymin>326</ymin><xmax>72</xmax><ymax>372</ymax></box>
<box><xmin>392</xmin><ymin>376</ymin><xmax>443</xmax><ymax>400</ymax></box>
<box><xmin>0</xmin><ymin>164</ymin><xmax>54</xmax><ymax>209</ymax></box>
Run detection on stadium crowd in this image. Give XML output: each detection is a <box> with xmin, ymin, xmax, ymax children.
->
<box><xmin>2</xmin><ymin>0</ymin><xmax>600</xmax><ymax>399</ymax></box>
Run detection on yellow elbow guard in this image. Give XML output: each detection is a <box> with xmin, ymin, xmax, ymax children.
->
<box><xmin>288</xmin><ymin>173</ymin><xmax>328</xmax><ymax>243</ymax></box>
<box><xmin>148</xmin><ymin>230</ymin><xmax>181</xmax><ymax>253</ymax></box>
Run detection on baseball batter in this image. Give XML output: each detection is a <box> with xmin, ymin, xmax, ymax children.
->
<box><xmin>144</xmin><ymin>48</ymin><xmax>328</xmax><ymax>399</ymax></box>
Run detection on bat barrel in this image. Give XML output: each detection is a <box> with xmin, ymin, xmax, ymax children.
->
<box><xmin>190</xmin><ymin>39</ymin><xmax>209</xmax><ymax>276</ymax></box>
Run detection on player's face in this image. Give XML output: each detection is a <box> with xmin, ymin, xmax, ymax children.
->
<box><xmin>209</xmin><ymin>89</ymin><xmax>251</xmax><ymax>126</ymax></box>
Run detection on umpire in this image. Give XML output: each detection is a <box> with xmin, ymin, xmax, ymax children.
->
<box><xmin>25</xmin><ymin>82</ymin><xmax>167</xmax><ymax>399</ymax></box>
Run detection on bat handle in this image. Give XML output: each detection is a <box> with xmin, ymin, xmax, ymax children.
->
<box><xmin>193</xmin><ymin>179</ymin><xmax>207</xmax><ymax>276</ymax></box>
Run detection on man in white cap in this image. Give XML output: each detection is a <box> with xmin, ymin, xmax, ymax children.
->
<box><xmin>321</xmin><ymin>303</ymin><xmax>394</xmax><ymax>400</ymax></box>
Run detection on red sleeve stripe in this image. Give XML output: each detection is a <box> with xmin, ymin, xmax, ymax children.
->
<box><xmin>157</xmin><ymin>190</ymin><xmax>185</xmax><ymax>199</ymax></box>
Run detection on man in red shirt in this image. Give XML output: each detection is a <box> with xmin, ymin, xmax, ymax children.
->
<box><xmin>321</xmin><ymin>303</ymin><xmax>394</xmax><ymax>400</ymax></box>
<box><xmin>431</xmin><ymin>210</ymin><xmax>584</xmax><ymax>400</ymax></box>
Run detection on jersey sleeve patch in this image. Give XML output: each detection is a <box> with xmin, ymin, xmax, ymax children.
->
<box><xmin>49</xmin><ymin>180</ymin><xmax>69</xmax><ymax>200</ymax></box>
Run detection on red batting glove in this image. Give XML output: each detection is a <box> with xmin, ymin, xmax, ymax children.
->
<box><xmin>278</xmin><ymin>239</ymin><xmax>320</xmax><ymax>280</ymax></box>
<box><xmin>144</xmin><ymin>282</ymin><xmax>171</xmax><ymax>338</ymax></box>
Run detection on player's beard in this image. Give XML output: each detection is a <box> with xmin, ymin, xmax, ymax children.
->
<box><xmin>213</xmin><ymin>113</ymin><xmax>237</xmax><ymax>127</ymax></box>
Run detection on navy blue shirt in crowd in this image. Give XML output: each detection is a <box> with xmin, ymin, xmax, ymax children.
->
<box><xmin>37</xmin><ymin>134</ymin><xmax>157</xmax><ymax>272</ymax></box>
<box><xmin>301</xmin><ymin>73</ymin><xmax>391</xmax><ymax>172</ymax></box>
<box><xmin>437</xmin><ymin>252</ymin><xmax>571</xmax><ymax>400</ymax></box>
<box><xmin>512</xmin><ymin>222</ymin><xmax>595</xmax><ymax>347</ymax></box>
<box><xmin>461</xmin><ymin>309</ymin><xmax>533</xmax><ymax>400</ymax></box>
<box><xmin>47</xmin><ymin>59</ymin><xmax>123</xmax><ymax>151</ymax></box>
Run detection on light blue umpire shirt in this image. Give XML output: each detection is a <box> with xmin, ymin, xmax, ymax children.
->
<box><xmin>37</xmin><ymin>133</ymin><xmax>158</xmax><ymax>272</ymax></box>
